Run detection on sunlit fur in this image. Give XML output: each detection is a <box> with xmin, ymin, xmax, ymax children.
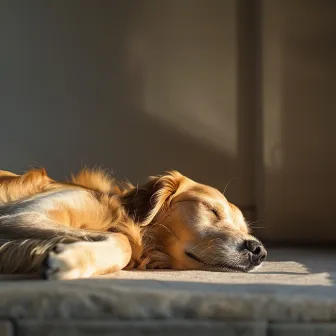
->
<box><xmin>0</xmin><ymin>168</ymin><xmax>266</xmax><ymax>279</ymax></box>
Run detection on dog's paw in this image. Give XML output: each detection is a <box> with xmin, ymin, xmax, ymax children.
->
<box><xmin>41</xmin><ymin>242</ymin><xmax>93</xmax><ymax>280</ymax></box>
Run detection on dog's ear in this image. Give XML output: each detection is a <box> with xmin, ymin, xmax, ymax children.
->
<box><xmin>121</xmin><ymin>171</ymin><xmax>184</xmax><ymax>226</ymax></box>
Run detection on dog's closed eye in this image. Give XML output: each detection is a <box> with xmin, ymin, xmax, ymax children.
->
<box><xmin>201</xmin><ymin>201</ymin><xmax>221</xmax><ymax>220</ymax></box>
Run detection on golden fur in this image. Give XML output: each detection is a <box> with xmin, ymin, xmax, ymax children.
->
<box><xmin>0</xmin><ymin>168</ymin><xmax>266</xmax><ymax>279</ymax></box>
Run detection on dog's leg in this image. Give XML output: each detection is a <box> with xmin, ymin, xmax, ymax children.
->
<box><xmin>0</xmin><ymin>236</ymin><xmax>81</xmax><ymax>274</ymax></box>
<box><xmin>43</xmin><ymin>233</ymin><xmax>131</xmax><ymax>280</ymax></box>
<box><xmin>0</xmin><ymin>187</ymin><xmax>133</xmax><ymax>279</ymax></box>
<box><xmin>0</xmin><ymin>231</ymin><xmax>132</xmax><ymax>280</ymax></box>
<box><xmin>0</xmin><ymin>213</ymin><xmax>132</xmax><ymax>280</ymax></box>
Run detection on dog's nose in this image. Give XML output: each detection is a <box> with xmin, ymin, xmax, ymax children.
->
<box><xmin>245</xmin><ymin>240</ymin><xmax>267</xmax><ymax>265</ymax></box>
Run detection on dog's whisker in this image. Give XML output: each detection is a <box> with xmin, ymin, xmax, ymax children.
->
<box><xmin>222</xmin><ymin>177</ymin><xmax>237</xmax><ymax>195</ymax></box>
<box><xmin>246</xmin><ymin>219</ymin><xmax>262</xmax><ymax>225</ymax></box>
<box><xmin>151</xmin><ymin>222</ymin><xmax>180</xmax><ymax>241</ymax></box>
<box><xmin>188</xmin><ymin>238</ymin><xmax>223</xmax><ymax>253</ymax></box>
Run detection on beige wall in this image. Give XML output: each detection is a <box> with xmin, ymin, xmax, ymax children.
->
<box><xmin>0</xmin><ymin>0</ymin><xmax>255</xmax><ymax>210</ymax></box>
<box><xmin>258</xmin><ymin>0</ymin><xmax>336</xmax><ymax>244</ymax></box>
<box><xmin>1</xmin><ymin>1</ymin><xmax>335</xmax><ymax>243</ymax></box>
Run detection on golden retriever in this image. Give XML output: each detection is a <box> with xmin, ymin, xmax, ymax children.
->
<box><xmin>0</xmin><ymin>168</ymin><xmax>266</xmax><ymax>279</ymax></box>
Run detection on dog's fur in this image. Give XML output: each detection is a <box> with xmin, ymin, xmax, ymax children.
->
<box><xmin>0</xmin><ymin>168</ymin><xmax>266</xmax><ymax>279</ymax></box>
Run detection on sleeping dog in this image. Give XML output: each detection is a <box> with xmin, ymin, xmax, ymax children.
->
<box><xmin>0</xmin><ymin>168</ymin><xmax>266</xmax><ymax>279</ymax></box>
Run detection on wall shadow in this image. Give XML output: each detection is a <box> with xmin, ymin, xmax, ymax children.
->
<box><xmin>258</xmin><ymin>0</ymin><xmax>336</xmax><ymax>245</ymax></box>
<box><xmin>0</xmin><ymin>1</ymin><xmax>255</xmax><ymax>212</ymax></box>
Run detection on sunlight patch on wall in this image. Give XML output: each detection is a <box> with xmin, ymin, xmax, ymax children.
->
<box><xmin>126</xmin><ymin>0</ymin><xmax>238</xmax><ymax>156</ymax></box>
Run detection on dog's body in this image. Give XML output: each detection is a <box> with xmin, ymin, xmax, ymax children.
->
<box><xmin>0</xmin><ymin>168</ymin><xmax>266</xmax><ymax>280</ymax></box>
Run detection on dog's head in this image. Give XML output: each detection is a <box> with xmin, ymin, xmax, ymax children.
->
<box><xmin>122</xmin><ymin>171</ymin><xmax>266</xmax><ymax>272</ymax></box>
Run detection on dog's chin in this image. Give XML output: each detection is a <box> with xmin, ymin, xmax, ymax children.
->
<box><xmin>184</xmin><ymin>251</ymin><xmax>257</xmax><ymax>273</ymax></box>
<box><xmin>205</xmin><ymin>263</ymin><xmax>259</xmax><ymax>273</ymax></box>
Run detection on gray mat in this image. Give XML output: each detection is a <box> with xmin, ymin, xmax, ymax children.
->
<box><xmin>1</xmin><ymin>248</ymin><xmax>335</xmax><ymax>335</ymax></box>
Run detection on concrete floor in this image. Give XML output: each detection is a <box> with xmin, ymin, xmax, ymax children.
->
<box><xmin>1</xmin><ymin>248</ymin><xmax>336</xmax><ymax>335</ymax></box>
<box><xmin>0</xmin><ymin>248</ymin><xmax>335</xmax><ymax>286</ymax></box>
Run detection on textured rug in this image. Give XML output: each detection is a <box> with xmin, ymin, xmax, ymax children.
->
<box><xmin>0</xmin><ymin>248</ymin><xmax>335</xmax><ymax>335</ymax></box>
